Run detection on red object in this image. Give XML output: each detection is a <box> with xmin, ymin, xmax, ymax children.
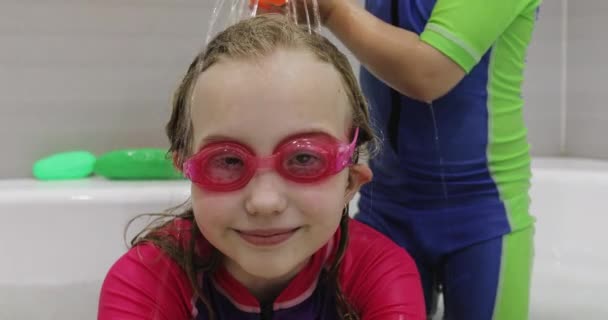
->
<box><xmin>252</xmin><ymin>0</ymin><xmax>288</xmax><ymax>9</ymax></box>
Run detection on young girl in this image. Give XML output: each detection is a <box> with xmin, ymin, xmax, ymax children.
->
<box><xmin>98</xmin><ymin>15</ymin><xmax>425</xmax><ymax>320</ymax></box>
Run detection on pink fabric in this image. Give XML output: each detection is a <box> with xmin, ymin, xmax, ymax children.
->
<box><xmin>341</xmin><ymin>221</ymin><xmax>426</xmax><ymax>320</ymax></box>
<box><xmin>98</xmin><ymin>219</ymin><xmax>425</xmax><ymax>319</ymax></box>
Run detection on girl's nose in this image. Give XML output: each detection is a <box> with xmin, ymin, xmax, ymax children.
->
<box><xmin>244</xmin><ymin>171</ymin><xmax>288</xmax><ymax>216</ymax></box>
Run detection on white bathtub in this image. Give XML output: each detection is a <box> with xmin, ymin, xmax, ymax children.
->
<box><xmin>527</xmin><ymin>158</ymin><xmax>608</xmax><ymax>319</ymax></box>
<box><xmin>0</xmin><ymin>179</ymin><xmax>191</xmax><ymax>320</ymax></box>
<box><xmin>0</xmin><ymin>157</ymin><xmax>606</xmax><ymax>319</ymax></box>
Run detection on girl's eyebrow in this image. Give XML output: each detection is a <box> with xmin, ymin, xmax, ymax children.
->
<box><xmin>195</xmin><ymin>134</ymin><xmax>241</xmax><ymax>152</ymax></box>
<box><xmin>276</xmin><ymin>129</ymin><xmax>335</xmax><ymax>144</ymax></box>
<box><xmin>196</xmin><ymin>129</ymin><xmax>338</xmax><ymax>151</ymax></box>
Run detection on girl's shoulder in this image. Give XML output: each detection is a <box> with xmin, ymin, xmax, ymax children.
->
<box><xmin>98</xmin><ymin>219</ymin><xmax>202</xmax><ymax>319</ymax></box>
<box><xmin>344</xmin><ymin>218</ymin><xmax>409</xmax><ymax>258</ymax></box>
<box><xmin>337</xmin><ymin>219</ymin><xmax>426</xmax><ymax>319</ymax></box>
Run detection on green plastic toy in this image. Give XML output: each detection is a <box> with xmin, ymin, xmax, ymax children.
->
<box><xmin>94</xmin><ymin>148</ymin><xmax>183</xmax><ymax>180</ymax></box>
<box><xmin>33</xmin><ymin>151</ymin><xmax>96</xmax><ymax>180</ymax></box>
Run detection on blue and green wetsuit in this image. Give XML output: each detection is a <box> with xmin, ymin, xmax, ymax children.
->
<box><xmin>355</xmin><ymin>0</ymin><xmax>541</xmax><ymax>319</ymax></box>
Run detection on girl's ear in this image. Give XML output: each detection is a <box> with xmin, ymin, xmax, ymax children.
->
<box><xmin>344</xmin><ymin>164</ymin><xmax>372</xmax><ymax>204</ymax></box>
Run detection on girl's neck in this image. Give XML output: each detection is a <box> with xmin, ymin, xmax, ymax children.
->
<box><xmin>224</xmin><ymin>258</ymin><xmax>310</xmax><ymax>304</ymax></box>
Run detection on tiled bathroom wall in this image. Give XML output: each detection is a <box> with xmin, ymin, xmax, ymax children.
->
<box><xmin>0</xmin><ymin>0</ymin><xmax>603</xmax><ymax>178</ymax></box>
<box><xmin>0</xmin><ymin>1</ymin><xmax>213</xmax><ymax>178</ymax></box>
<box><xmin>523</xmin><ymin>0</ymin><xmax>565</xmax><ymax>156</ymax></box>
<box><xmin>565</xmin><ymin>0</ymin><xmax>608</xmax><ymax>159</ymax></box>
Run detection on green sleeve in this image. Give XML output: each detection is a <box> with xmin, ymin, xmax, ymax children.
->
<box><xmin>420</xmin><ymin>0</ymin><xmax>541</xmax><ymax>72</ymax></box>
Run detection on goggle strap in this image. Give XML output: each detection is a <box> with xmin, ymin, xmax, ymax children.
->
<box><xmin>335</xmin><ymin>127</ymin><xmax>359</xmax><ymax>170</ymax></box>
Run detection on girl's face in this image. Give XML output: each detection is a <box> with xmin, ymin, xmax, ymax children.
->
<box><xmin>188</xmin><ymin>48</ymin><xmax>371</xmax><ymax>289</ymax></box>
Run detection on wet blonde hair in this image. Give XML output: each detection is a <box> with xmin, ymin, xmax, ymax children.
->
<box><xmin>132</xmin><ymin>14</ymin><xmax>377</xmax><ymax>319</ymax></box>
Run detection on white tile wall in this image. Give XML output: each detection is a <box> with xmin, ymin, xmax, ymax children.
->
<box><xmin>1</xmin><ymin>0</ymin><xmax>604</xmax><ymax>178</ymax></box>
<box><xmin>523</xmin><ymin>0</ymin><xmax>565</xmax><ymax>156</ymax></box>
<box><xmin>0</xmin><ymin>1</ymin><xmax>213</xmax><ymax>178</ymax></box>
<box><xmin>566</xmin><ymin>0</ymin><xmax>608</xmax><ymax>158</ymax></box>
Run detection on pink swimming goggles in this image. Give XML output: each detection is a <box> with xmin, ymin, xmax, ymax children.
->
<box><xmin>183</xmin><ymin>128</ymin><xmax>359</xmax><ymax>192</ymax></box>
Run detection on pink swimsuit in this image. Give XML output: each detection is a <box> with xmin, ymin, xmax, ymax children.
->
<box><xmin>98</xmin><ymin>219</ymin><xmax>425</xmax><ymax>319</ymax></box>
